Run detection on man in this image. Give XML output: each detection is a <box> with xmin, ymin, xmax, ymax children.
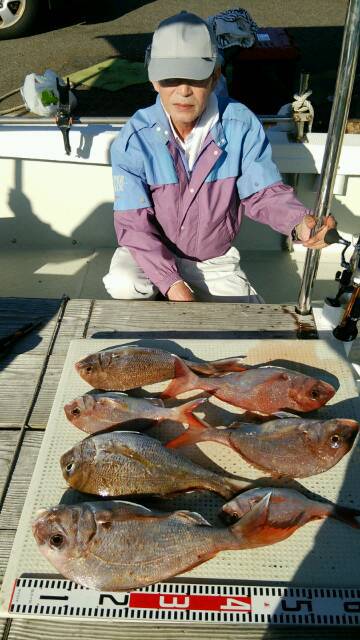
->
<box><xmin>103</xmin><ymin>11</ymin><xmax>335</xmax><ymax>302</ymax></box>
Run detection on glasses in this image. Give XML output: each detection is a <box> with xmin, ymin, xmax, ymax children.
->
<box><xmin>158</xmin><ymin>76</ymin><xmax>213</xmax><ymax>89</ymax></box>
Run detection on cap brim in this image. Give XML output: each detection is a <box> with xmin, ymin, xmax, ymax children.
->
<box><xmin>148</xmin><ymin>57</ymin><xmax>216</xmax><ymax>82</ymax></box>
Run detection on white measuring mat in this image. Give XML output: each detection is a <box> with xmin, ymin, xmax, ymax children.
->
<box><xmin>1</xmin><ymin>338</ymin><xmax>360</xmax><ymax>622</ymax></box>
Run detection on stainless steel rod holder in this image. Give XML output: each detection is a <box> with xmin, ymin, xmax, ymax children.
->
<box><xmin>297</xmin><ymin>0</ymin><xmax>360</xmax><ymax>315</ymax></box>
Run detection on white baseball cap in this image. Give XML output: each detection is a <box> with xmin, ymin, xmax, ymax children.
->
<box><xmin>147</xmin><ymin>11</ymin><xmax>219</xmax><ymax>82</ymax></box>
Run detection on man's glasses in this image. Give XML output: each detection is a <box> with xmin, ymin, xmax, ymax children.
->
<box><xmin>158</xmin><ymin>76</ymin><xmax>213</xmax><ymax>89</ymax></box>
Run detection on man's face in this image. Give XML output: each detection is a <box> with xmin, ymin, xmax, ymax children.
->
<box><xmin>152</xmin><ymin>68</ymin><xmax>221</xmax><ymax>133</ymax></box>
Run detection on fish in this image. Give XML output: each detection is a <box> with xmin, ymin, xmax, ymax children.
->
<box><xmin>165</xmin><ymin>418</ymin><xmax>359</xmax><ymax>479</ymax></box>
<box><xmin>161</xmin><ymin>360</ymin><xmax>336</xmax><ymax>414</ymax></box>
<box><xmin>64</xmin><ymin>392</ymin><xmax>208</xmax><ymax>434</ymax></box>
<box><xmin>220</xmin><ymin>487</ymin><xmax>360</xmax><ymax>546</ymax></box>
<box><xmin>75</xmin><ymin>345</ymin><xmax>246</xmax><ymax>391</ymax></box>
<box><xmin>32</xmin><ymin>495</ymin><xmax>271</xmax><ymax>591</ymax></box>
<box><xmin>60</xmin><ymin>431</ymin><xmax>248</xmax><ymax>499</ymax></box>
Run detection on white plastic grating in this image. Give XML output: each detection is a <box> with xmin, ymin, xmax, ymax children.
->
<box><xmin>1</xmin><ymin>338</ymin><xmax>360</xmax><ymax>617</ymax></box>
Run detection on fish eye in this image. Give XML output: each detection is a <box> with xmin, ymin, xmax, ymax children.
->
<box><xmin>71</xmin><ymin>407</ymin><xmax>81</xmax><ymax>416</ymax></box>
<box><xmin>50</xmin><ymin>534</ymin><xmax>64</xmax><ymax>548</ymax></box>
<box><xmin>330</xmin><ymin>433</ymin><xmax>341</xmax><ymax>448</ymax></box>
<box><xmin>311</xmin><ymin>389</ymin><xmax>320</xmax><ymax>399</ymax></box>
<box><xmin>65</xmin><ymin>462</ymin><xmax>75</xmax><ymax>473</ymax></box>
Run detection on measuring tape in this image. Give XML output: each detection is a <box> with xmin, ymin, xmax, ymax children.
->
<box><xmin>8</xmin><ymin>577</ymin><xmax>360</xmax><ymax>625</ymax></box>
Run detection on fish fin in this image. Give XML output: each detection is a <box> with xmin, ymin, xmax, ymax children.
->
<box><xmin>165</xmin><ymin>428</ymin><xmax>209</xmax><ymax>449</ymax></box>
<box><xmin>99</xmin><ymin>440</ymin><xmax>158</xmax><ymax>472</ymax></box>
<box><xmin>147</xmin><ymin>398</ymin><xmax>165</xmax><ymax>408</ymax></box>
<box><xmin>93</xmin><ymin>502</ymin><xmax>152</xmax><ymax>524</ymax></box>
<box><xmin>271</xmin><ymin>411</ymin><xmax>299</xmax><ymax>419</ymax></box>
<box><xmin>171</xmin><ymin>397</ymin><xmax>209</xmax><ymax>430</ymax></box>
<box><xmin>230</xmin><ymin>492</ymin><xmax>272</xmax><ymax>542</ymax></box>
<box><xmin>161</xmin><ymin>358</ymin><xmax>199</xmax><ymax>398</ymax></box>
<box><xmin>165</xmin><ymin>423</ymin><xmax>232</xmax><ymax>449</ymax></box>
<box><xmin>184</xmin><ymin>357</ymin><xmax>249</xmax><ymax>375</ymax></box>
<box><xmin>172</xmin><ymin>510</ymin><xmax>212</xmax><ymax>527</ymax></box>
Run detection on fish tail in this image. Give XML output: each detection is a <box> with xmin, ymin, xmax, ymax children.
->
<box><xmin>165</xmin><ymin>423</ymin><xmax>231</xmax><ymax>449</ymax></box>
<box><xmin>331</xmin><ymin>504</ymin><xmax>360</xmax><ymax>529</ymax></box>
<box><xmin>171</xmin><ymin>397</ymin><xmax>209</xmax><ymax>430</ymax></box>
<box><xmin>220</xmin><ymin>476</ymin><xmax>250</xmax><ymax>500</ymax></box>
<box><xmin>165</xmin><ymin>427</ymin><xmax>210</xmax><ymax>449</ymax></box>
<box><xmin>161</xmin><ymin>358</ymin><xmax>201</xmax><ymax>398</ymax></box>
<box><xmin>229</xmin><ymin>493</ymin><xmax>272</xmax><ymax>546</ymax></box>
<box><xmin>185</xmin><ymin>357</ymin><xmax>249</xmax><ymax>375</ymax></box>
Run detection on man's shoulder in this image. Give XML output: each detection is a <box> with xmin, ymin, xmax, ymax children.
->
<box><xmin>112</xmin><ymin>103</ymin><xmax>158</xmax><ymax>152</ymax></box>
<box><xmin>217</xmin><ymin>96</ymin><xmax>259</xmax><ymax>129</ymax></box>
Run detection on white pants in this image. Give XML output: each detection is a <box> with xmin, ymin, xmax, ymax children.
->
<box><xmin>103</xmin><ymin>246</ymin><xmax>264</xmax><ymax>303</ymax></box>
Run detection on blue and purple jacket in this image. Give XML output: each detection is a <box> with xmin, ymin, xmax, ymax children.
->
<box><xmin>111</xmin><ymin>95</ymin><xmax>311</xmax><ymax>294</ymax></box>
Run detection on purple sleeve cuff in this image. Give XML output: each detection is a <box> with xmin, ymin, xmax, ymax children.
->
<box><xmin>241</xmin><ymin>181</ymin><xmax>313</xmax><ymax>236</ymax></box>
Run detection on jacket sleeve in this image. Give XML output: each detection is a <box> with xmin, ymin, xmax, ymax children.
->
<box><xmin>236</xmin><ymin>113</ymin><xmax>282</xmax><ymax>200</ymax></box>
<box><xmin>241</xmin><ymin>180</ymin><xmax>313</xmax><ymax>237</ymax></box>
<box><xmin>110</xmin><ymin>129</ymin><xmax>181</xmax><ymax>295</ymax></box>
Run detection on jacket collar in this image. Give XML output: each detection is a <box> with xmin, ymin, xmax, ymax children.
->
<box><xmin>152</xmin><ymin>94</ymin><xmax>227</xmax><ymax>150</ymax></box>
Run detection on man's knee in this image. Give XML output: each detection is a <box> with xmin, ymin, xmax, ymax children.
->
<box><xmin>103</xmin><ymin>269</ymin><xmax>156</xmax><ymax>300</ymax></box>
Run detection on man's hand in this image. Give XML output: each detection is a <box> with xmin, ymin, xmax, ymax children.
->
<box><xmin>295</xmin><ymin>214</ymin><xmax>337</xmax><ymax>249</ymax></box>
<box><xmin>167</xmin><ymin>281</ymin><xmax>195</xmax><ymax>301</ymax></box>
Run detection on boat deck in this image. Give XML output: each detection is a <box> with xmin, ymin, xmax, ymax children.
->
<box><xmin>0</xmin><ymin>296</ymin><xmax>359</xmax><ymax>639</ymax></box>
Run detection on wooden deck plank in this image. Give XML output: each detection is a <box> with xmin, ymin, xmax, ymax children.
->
<box><xmin>0</xmin><ymin>298</ymin><xmax>61</xmax><ymax>357</ymax></box>
<box><xmin>51</xmin><ymin>299</ymin><xmax>92</xmax><ymax>356</ymax></box>
<box><xmin>0</xmin><ymin>355</ymin><xmax>45</xmax><ymax>427</ymax></box>
<box><xmin>0</xmin><ymin>529</ymin><xmax>16</xmax><ymax>577</ymax></box>
<box><xmin>4</xmin><ymin>620</ymin><xmax>358</xmax><ymax>639</ymax></box>
<box><xmin>0</xmin><ymin>431</ymin><xmax>21</xmax><ymax>498</ymax></box>
<box><xmin>87</xmin><ymin>301</ymin><xmax>317</xmax><ymax>339</ymax></box>
<box><xmin>0</xmin><ymin>619</ymin><xmax>6</xmax><ymax>638</ymax></box>
<box><xmin>1</xmin><ymin>431</ymin><xmax>43</xmax><ymax>530</ymax></box>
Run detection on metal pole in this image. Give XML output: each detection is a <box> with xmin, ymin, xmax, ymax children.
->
<box><xmin>297</xmin><ymin>0</ymin><xmax>360</xmax><ymax>315</ymax></box>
